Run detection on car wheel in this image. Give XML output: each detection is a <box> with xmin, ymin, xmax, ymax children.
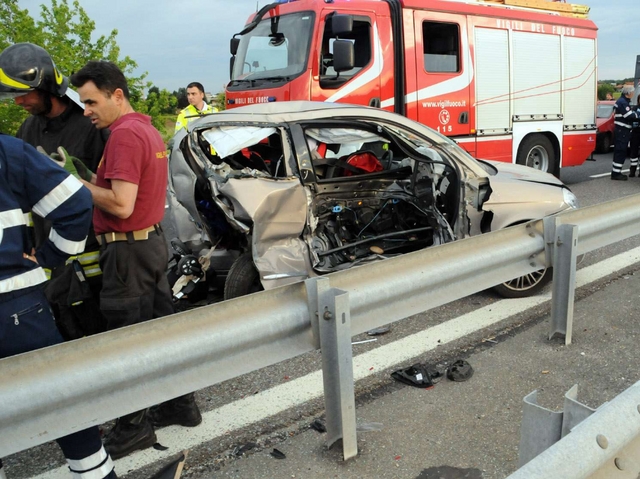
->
<box><xmin>516</xmin><ymin>134</ymin><xmax>557</xmax><ymax>176</ymax></box>
<box><xmin>224</xmin><ymin>252</ymin><xmax>264</xmax><ymax>300</ymax></box>
<box><xmin>491</xmin><ymin>267</ymin><xmax>552</xmax><ymax>298</ymax></box>
<box><xmin>596</xmin><ymin>134</ymin><xmax>611</xmax><ymax>154</ymax></box>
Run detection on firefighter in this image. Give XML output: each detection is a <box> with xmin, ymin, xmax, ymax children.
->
<box><xmin>629</xmin><ymin>96</ymin><xmax>640</xmax><ymax>177</ymax></box>
<box><xmin>611</xmin><ymin>85</ymin><xmax>639</xmax><ymax>181</ymax></box>
<box><xmin>0</xmin><ymin>43</ymin><xmax>106</xmax><ymax>335</ymax></box>
<box><xmin>0</xmin><ymin>132</ymin><xmax>116</xmax><ymax>478</ymax></box>
<box><xmin>70</xmin><ymin>61</ymin><xmax>201</xmax><ymax>460</ymax></box>
<box><xmin>0</xmin><ymin>43</ymin><xmax>106</xmax><ymax>172</ymax></box>
<box><xmin>174</xmin><ymin>82</ymin><xmax>218</xmax><ymax>133</ymax></box>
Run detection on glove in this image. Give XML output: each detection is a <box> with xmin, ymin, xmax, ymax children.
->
<box><xmin>37</xmin><ymin>145</ymin><xmax>82</xmax><ymax>180</ymax></box>
<box><xmin>56</xmin><ymin>146</ymin><xmax>95</xmax><ymax>182</ymax></box>
<box><xmin>70</xmin><ymin>155</ymin><xmax>94</xmax><ymax>182</ymax></box>
<box><xmin>36</xmin><ymin>146</ymin><xmax>65</xmax><ymax>169</ymax></box>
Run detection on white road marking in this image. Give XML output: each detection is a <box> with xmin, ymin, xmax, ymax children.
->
<box><xmin>31</xmin><ymin>246</ymin><xmax>640</xmax><ymax>478</ymax></box>
<box><xmin>590</xmin><ymin>168</ymin><xmax>629</xmax><ymax>179</ymax></box>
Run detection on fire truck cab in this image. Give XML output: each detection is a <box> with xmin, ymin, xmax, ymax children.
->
<box><xmin>227</xmin><ymin>0</ymin><xmax>597</xmax><ymax>176</ymax></box>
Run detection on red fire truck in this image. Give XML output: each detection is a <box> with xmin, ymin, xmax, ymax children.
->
<box><xmin>226</xmin><ymin>0</ymin><xmax>597</xmax><ymax>175</ymax></box>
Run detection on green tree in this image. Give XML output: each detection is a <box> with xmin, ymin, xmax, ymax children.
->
<box><xmin>0</xmin><ymin>0</ymin><xmax>149</xmax><ymax>135</ymax></box>
<box><xmin>172</xmin><ymin>87</ymin><xmax>188</xmax><ymax>109</ymax></box>
<box><xmin>212</xmin><ymin>91</ymin><xmax>226</xmax><ymax>111</ymax></box>
<box><xmin>597</xmin><ymin>82</ymin><xmax>616</xmax><ymax>101</ymax></box>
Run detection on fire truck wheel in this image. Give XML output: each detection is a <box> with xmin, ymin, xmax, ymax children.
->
<box><xmin>224</xmin><ymin>252</ymin><xmax>264</xmax><ymax>300</ymax></box>
<box><xmin>492</xmin><ymin>267</ymin><xmax>552</xmax><ymax>298</ymax></box>
<box><xmin>516</xmin><ymin>135</ymin><xmax>557</xmax><ymax>176</ymax></box>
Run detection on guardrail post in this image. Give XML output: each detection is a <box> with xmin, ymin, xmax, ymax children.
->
<box><xmin>549</xmin><ymin>223</ymin><xmax>578</xmax><ymax>344</ymax></box>
<box><xmin>518</xmin><ymin>385</ymin><xmax>597</xmax><ymax>467</ymax></box>
<box><xmin>518</xmin><ymin>390</ymin><xmax>563</xmax><ymax>467</ymax></box>
<box><xmin>516</xmin><ymin>385</ymin><xmax>597</xmax><ymax>472</ymax></box>
<box><xmin>306</xmin><ymin>278</ymin><xmax>358</xmax><ymax>460</ymax></box>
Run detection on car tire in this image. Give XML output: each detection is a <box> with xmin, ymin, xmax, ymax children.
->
<box><xmin>491</xmin><ymin>267</ymin><xmax>552</xmax><ymax>298</ymax></box>
<box><xmin>596</xmin><ymin>134</ymin><xmax>611</xmax><ymax>154</ymax></box>
<box><xmin>224</xmin><ymin>252</ymin><xmax>264</xmax><ymax>300</ymax></box>
<box><xmin>516</xmin><ymin>134</ymin><xmax>557</xmax><ymax>176</ymax></box>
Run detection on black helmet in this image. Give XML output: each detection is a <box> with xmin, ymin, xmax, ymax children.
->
<box><xmin>0</xmin><ymin>43</ymin><xmax>68</xmax><ymax>98</ymax></box>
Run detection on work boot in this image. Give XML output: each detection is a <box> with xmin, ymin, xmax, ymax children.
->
<box><xmin>104</xmin><ymin>410</ymin><xmax>157</xmax><ymax>460</ymax></box>
<box><xmin>148</xmin><ymin>393</ymin><xmax>202</xmax><ymax>428</ymax></box>
<box><xmin>630</xmin><ymin>165</ymin><xmax>637</xmax><ymax>177</ymax></box>
<box><xmin>611</xmin><ymin>172</ymin><xmax>628</xmax><ymax>181</ymax></box>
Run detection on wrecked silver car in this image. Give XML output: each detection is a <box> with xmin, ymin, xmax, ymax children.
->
<box><xmin>164</xmin><ymin>101</ymin><xmax>578</xmax><ymax>303</ymax></box>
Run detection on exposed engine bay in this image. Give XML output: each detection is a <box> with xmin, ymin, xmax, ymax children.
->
<box><xmin>309</xmin><ymin>180</ymin><xmax>454</xmax><ymax>273</ymax></box>
<box><xmin>303</xmin><ymin>126</ymin><xmax>458</xmax><ymax>273</ymax></box>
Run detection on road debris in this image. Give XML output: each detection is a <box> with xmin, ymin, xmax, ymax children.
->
<box><xmin>446</xmin><ymin>360</ymin><xmax>474</xmax><ymax>382</ymax></box>
<box><xmin>270</xmin><ymin>448</ymin><xmax>286</xmax><ymax>459</ymax></box>
<box><xmin>310</xmin><ymin>418</ymin><xmax>327</xmax><ymax>433</ymax></box>
<box><xmin>367</xmin><ymin>326</ymin><xmax>391</xmax><ymax>336</ymax></box>
<box><xmin>352</xmin><ymin>338</ymin><xmax>377</xmax><ymax>345</ymax></box>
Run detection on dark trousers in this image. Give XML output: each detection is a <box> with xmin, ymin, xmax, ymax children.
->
<box><xmin>99</xmin><ymin>231</ymin><xmax>174</xmax><ymax>330</ymax></box>
<box><xmin>630</xmin><ymin>128</ymin><xmax>640</xmax><ymax>160</ymax></box>
<box><xmin>612</xmin><ymin>126</ymin><xmax>631</xmax><ymax>173</ymax></box>
<box><xmin>0</xmin><ymin>287</ymin><xmax>113</xmax><ymax>477</ymax></box>
<box><xmin>99</xmin><ymin>231</ymin><xmax>176</xmax><ymax>427</ymax></box>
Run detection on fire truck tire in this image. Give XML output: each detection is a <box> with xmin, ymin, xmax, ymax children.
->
<box><xmin>224</xmin><ymin>252</ymin><xmax>264</xmax><ymax>300</ymax></box>
<box><xmin>492</xmin><ymin>267</ymin><xmax>552</xmax><ymax>298</ymax></box>
<box><xmin>516</xmin><ymin>135</ymin><xmax>557</xmax><ymax>176</ymax></box>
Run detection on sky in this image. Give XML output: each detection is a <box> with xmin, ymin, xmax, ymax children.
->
<box><xmin>15</xmin><ymin>0</ymin><xmax>639</xmax><ymax>94</ymax></box>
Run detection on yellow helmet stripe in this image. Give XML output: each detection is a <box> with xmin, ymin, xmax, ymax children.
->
<box><xmin>54</xmin><ymin>67</ymin><xmax>64</xmax><ymax>86</ymax></box>
<box><xmin>0</xmin><ymin>67</ymin><xmax>30</xmax><ymax>90</ymax></box>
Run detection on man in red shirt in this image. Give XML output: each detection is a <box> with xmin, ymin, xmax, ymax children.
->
<box><xmin>70</xmin><ymin>61</ymin><xmax>201</xmax><ymax>460</ymax></box>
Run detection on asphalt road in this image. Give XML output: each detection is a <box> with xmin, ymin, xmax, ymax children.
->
<box><xmin>7</xmin><ymin>149</ymin><xmax>640</xmax><ymax>479</ymax></box>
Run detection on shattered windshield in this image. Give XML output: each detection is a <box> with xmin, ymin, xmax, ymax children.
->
<box><xmin>231</xmin><ymin>12</ymin><xmax>314</xmax><ymax>82</ymax></box>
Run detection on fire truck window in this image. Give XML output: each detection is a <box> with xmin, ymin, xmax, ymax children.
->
<box><xmin>320</xmin><ymin>18</ymin><xmax>372</xmax><ymax>89</ymax></box>
<box><xmin>422</xmin><ymin>22</ymin><xmax>460</xmax><ymax>73</ymax></box>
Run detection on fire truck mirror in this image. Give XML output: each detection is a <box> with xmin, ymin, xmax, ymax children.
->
<box><xmin>332</xmin><ymin>14</ymin><xmax>354</xmax><ymax>36</ymax></box>
<box><xmin>333</xmin><ymin>40</ymin><xmax>354</xmax><ymax>73</ymax></box>
<box><xmin>230</xmin><ymin>37</ymin><xmax>240</xmax><ymax>55</ymax></box>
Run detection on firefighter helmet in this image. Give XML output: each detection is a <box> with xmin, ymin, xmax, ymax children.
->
<box><xmin>0</xmin><ymin>43</ymin><xmax>68</xmax><ymax>98</ymax></box>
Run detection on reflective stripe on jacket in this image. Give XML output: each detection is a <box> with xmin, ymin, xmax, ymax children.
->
<box><xmin>614</xmin><ymin>95</ymin><xmax>638</xmax><ymax>129</ymax></box>
<box><xmin>0</xmin><ymin>135</ymin><xmax>92</xmax><ymax>294</ymax></box>
<box><xmin>174</xmin><ymin>103</ymin><xmax>218</xmax><ymax>133</ymax></box>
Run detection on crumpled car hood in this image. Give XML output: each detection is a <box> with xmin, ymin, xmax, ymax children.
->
<box><xmin>479</xmin><ymin>160</ymin><xmax>570</xmax><ymax>231</ymax></box>
<box><xmin>484</xmin><ymin>160</ymin><xmax>564</xmax><ymax>187</ymax></box>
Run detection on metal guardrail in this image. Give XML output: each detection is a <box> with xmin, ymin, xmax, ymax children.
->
<box><xmin>2</xmin><ymin>194</ymin><xmax>640</xmax><ymax>468</ymax></box>
<box><xmin>509</xmin><ymin>382</ymin><xmax>640</xmax><ymax>478</ymax></box>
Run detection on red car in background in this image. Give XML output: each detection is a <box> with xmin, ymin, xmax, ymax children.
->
<box><xmin>595</xmin><ymin>100</ymin><xmax>615</xmax><ymax>153</ymax></box>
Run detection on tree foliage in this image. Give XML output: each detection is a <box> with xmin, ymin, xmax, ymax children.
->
<box><xmin>212</xmin><ymin>91</ymin><xmax>226</xmax><ymax>111</ymax></box>
<box><xmin>597</xmin><ymin>82</ymin><xmax>616</xmax><ymax>101</ymax></box>
<box><xmin>0</xmin><ymin>0</ymin><xmax>159</xmax><ymax>135</ymax></box>
<box><xmin>172</xmin><ymin>87</ymin><xmax>188</xmax><ymax>109</ymax></box>
<box><xmin>141</xmin><ymin>86</ymin><xmax>178</xmax><ymax>117</ymax></box>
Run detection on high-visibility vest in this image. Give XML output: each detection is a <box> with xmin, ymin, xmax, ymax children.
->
<box><xmin>174</xmin><ymin>103</ymin><xmax>218</xmax><ymax>133</ymax></box>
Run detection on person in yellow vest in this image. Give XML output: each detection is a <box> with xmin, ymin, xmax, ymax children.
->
<box><xmin>174</xmin><ymin>82</ymin><xmax>217</xmax><ymax>133</ymax></box>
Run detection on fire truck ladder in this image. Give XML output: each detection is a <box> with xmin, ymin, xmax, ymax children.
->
<box><xmin>480</xmin><ymin>0</ymin><xmax>590</xmax><ymax>18</ymax></box>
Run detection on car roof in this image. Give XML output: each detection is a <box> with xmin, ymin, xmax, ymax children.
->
<box><xmin>185</xmin><ymin>101</ymin><xmax>491</xmax><ymax>177</ymax></box>
<box><xmin>215</xmin><ymin>101</ymin><xmax>405</xmax><ymax>126</ymax></box>
<box><xmin>192</xmin><ymin>101</ymin><xmax>453</xmax><ymax>146</ymax></box>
